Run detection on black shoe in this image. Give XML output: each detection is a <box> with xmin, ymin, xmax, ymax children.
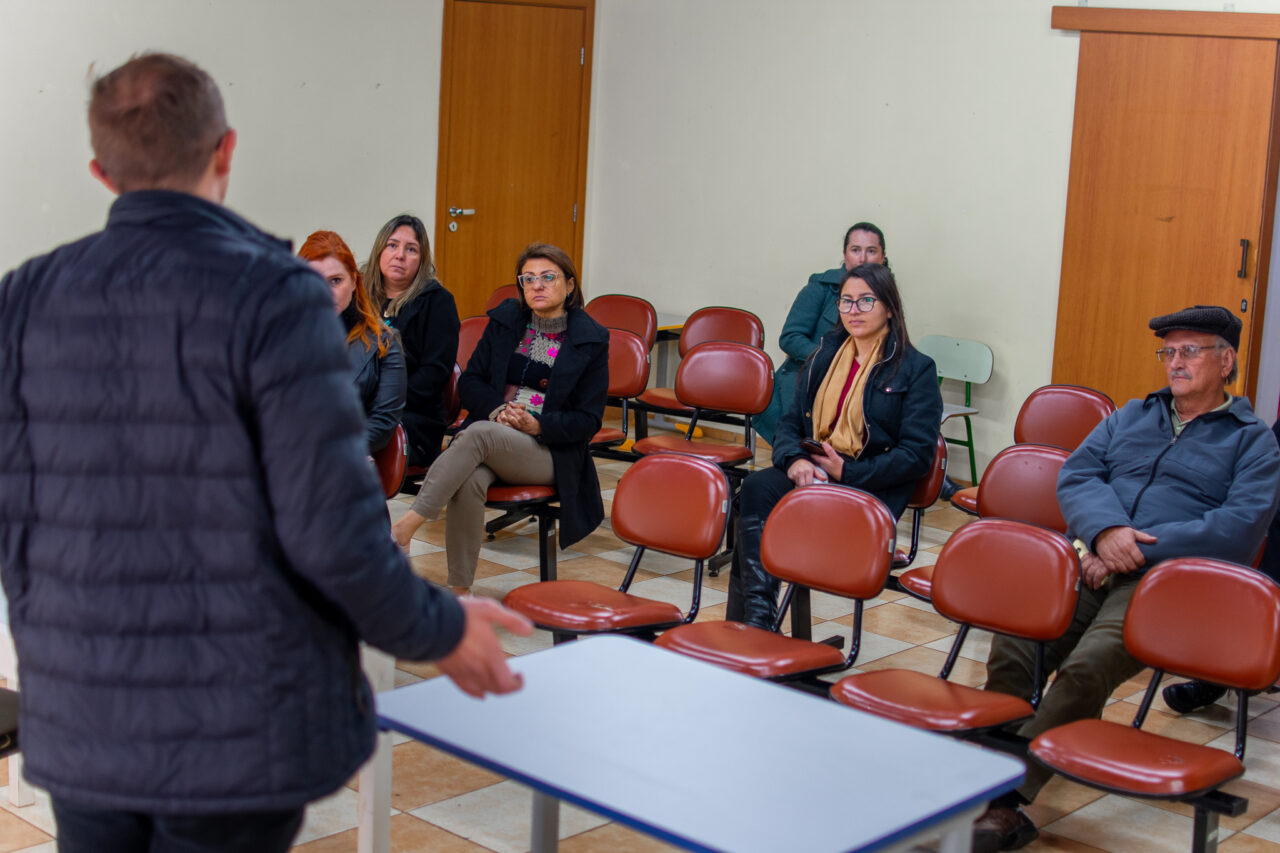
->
<box><xmin>972</xmin><ymin>805</ymin><xmax>1038</xmax><ymax>852</ymax></box>
<box><xmin>939</xmin><ymin>476</ymin><xmax>961</xmax><ymax>501</ymax></box>
<box><xmin>1163</xmin><ymin>680</ymin><xmax>1227</xmax><ymax>714</ymax></box>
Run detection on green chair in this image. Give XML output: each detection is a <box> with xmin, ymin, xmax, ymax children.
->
<box><xmin>915</xmin><ymin>335</ymin><xmax>993</xmax><ymax>487</ymax></box>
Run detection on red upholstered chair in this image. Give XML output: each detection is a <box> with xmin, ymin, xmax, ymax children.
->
<box><xmin>831</xmin><ymin>518</ymin><xmax>1079</xmax><ymax>735</ymax></box>
<box><xmin>503</xmin><ymin>454</ymin><xmax>729</xmax><ymax>643</ymax></box>
<box><xmin>589</xmin><ymin>329</ymin><xmax>651</xmax><ymax>455</ymax></box>
<box><xmin>484</xmin><ymin>483</ymin><xmax>561</xmax><ymax>582</ymax></box>
<box><xmin>892</xmin><ymin>435</ymin><xmax>949</xmax><ymax>570</ymax></box>
<box><xmin>631</xmin><ymin>342</ymin><xmax>773</xmax><ymax>470</ymax></box>
<box><xmin>456</xmin><ymin>316</ymin><xmax>488</xmax><ymax>371</ymax></box>
<box><xmin>1030</xmin><ymin>559</ymin><xmax>1280</xmax><ymax>853</ymax></box>
<box><xmin>585</xmin><ymin>293</ymin><xmax>657</xmax><ymax>350</ymax></box>
<box><xmin>632</xmin><ymin>306</ymin><xmax>764</xmax><ymax>438</ymax></box>
<box><xmin>632</xmin><ymin>341</ymin><xmax>773</xmax><ymax>574</ymax></box>
<box><xmin>952</xmin><ymin>384</ymin><xmax>1114</xmax><ymax>514</ymax></box>
<box><xmin>372</xmin><ymin>424</ymin><xmax>409</xmax><ymax>499</ymax></box>
<box><xmin>483</xmin><ymin>284</ymin><xmax>519</xmax><ymax>313</ymax></box>
<box><xmin>898</xmin><ymin>443</ymin><xmax>1069</xmax><ymax>602</ymax></box>
<box><xmin>655</xmin><ymin>485</ymin><xmax>897</xmax><ymax>685</ymax></box>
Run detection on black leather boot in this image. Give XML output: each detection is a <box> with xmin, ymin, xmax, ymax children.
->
<box><xmin>725</xmin><ymin>516</ymin><xmax>778</xmax><ymax>630</ymax></box>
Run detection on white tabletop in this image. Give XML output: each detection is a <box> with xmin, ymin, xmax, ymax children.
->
<box><xmin>376</xmin><ymin>635</ymin><xmax>1022</xmax><ymax>853</ymax></box>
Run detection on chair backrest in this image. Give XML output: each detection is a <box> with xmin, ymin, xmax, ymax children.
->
<box><xmin>907</xmin><ymin>434</ymin><xmax>949</xmax><ymax>510</ymax></box>
<box><xmin>915</xmin><ymin>335</ymin><xmax>993</xmax><ymax>385</ymax></box>
<box><xmin>931</xmin><ymin>518</ymin><xmax>1079</xmax><ymax>642</ymax></box>
<box><xmin>372</xmin><ymin>423</ymin><xmax>408</xmax><ymax>499</ymax></box>
<box><xmin>678</xmin><ymin>306</ymin><xmax>765</xmax><ymax>356</ymax></box>
<box><xmin>443</xmin><ymin>364</ymin><xmax>463</xmax><ymax>423</ymax></box>
<box><xmin>1013</xmin><ymin>384</ymin><xmax>1116</xmax><ymax>451</ymax></box>
<box><xmin>484</xmin><ymin>284</ymin><xmax>520</xmax><ymax>312</ymax></box>
<box><xmin>760</xmin><ymin>485</ymin><xmax>897</xmax><ymax>599</ymax></box>
<box><xmin>586</xmin><ymin>294</ymin><xmax>658</xmax><ymax>351</ymax></box>
<box><xmin>673</xmin><ymin>341</ymin><xmax>774</xmax><ymax>416</ymax></box>
<box><xmin>606</xmin><ymin>329</ymin><xmax>651</xmax><ymax>398</ymax></box>
<box><xmin>1125</xmin><ymin>558</ymin><xmax>1280</xmax><ymax>691</ymax></box>
<box><xmin>457</xmin><ymin>316</ymin><xmax>489</xmax><ymax>370</ymax></box>
<box><xmin>611</xmin><ymin>454</ymin><xmax>729</xmax><ymax>560</ymax></box>
<box><xmin>976</xmin><ymin>444</ymin><xmax>1070</xmax><ymax>533</ymax></box>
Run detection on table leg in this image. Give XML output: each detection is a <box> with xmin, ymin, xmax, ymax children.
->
<box><xmin>531</xmin><ymin>789</ymin><xmax>561</xmax><ymax>853</ymax></box>
<box><xmin>358</xmin><ymin>645</ymin><xmax>396</xmax><ymax>853</ymax></box>
<box><xmin>935</xmin><ymin>803</ymin><xmax>983</xmax><ymax>853</ymax></box>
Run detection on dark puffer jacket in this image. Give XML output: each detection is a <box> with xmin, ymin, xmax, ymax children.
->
<box><xmin>0</xmin><ymin>191</ymin><xmax>464</xmax><ymax>813</ymax></box>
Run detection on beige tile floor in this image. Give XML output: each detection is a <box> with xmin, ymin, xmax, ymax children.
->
<box><xmin>5</xmin><ymin>438</ymin><xmax>1280</xmax><ymax>852</ymax></box>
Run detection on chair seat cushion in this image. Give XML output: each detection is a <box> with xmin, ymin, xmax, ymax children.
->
<box><xmin>1031</xmin><ymin>719</ymin><xmax>1245</xmax><ymax>798</ymax></box>
<box><xmin>636</xmin><ymin>387</ymin><xmax>692</xmax><ymax>412</ymax></box>
<box><xmin>486</xmin><ymin>485</ymin><xmax>556</xmax><ymax>505</ymax></box>
<box><xmin>951</xmin><ymin>487</ymin><xmax>979</xmax><ymax>514</ymax></box>
<box><xmin>898</xmin><ymin>566</ymin><xmax>934</xmax><ymax>601</ymax></box>
<box><xmin>830</xmin><ymin>669</ymin><xmax>1033</xmax><ymax>732</ymax></box>
<box><xmin>655</xmin><ymin>621</ymin><xmax>845</xmax><ymax>678</ymax></box>
<box><xmin>633</xmin><ymin>435</ymin><xmax>753</xmax><ymax>464</ymax></box>
<box><xmin>590</xmin><ymin>427</ymin><xmax>625</xmax><ymax>446</ymax></box>
<box><xmin>893</xmin><ymin>548</ymin><xmax>910</xmax><ymax>568</ymax></box>
<box><xmin>504</xmin><ymin>581</ymin><xmax>684</xmax><ymax>632</ymax></box>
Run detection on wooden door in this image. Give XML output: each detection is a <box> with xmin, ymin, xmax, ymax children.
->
<box><xmin>1051</xmin><ymin>13</ymin><xmax>1280</xmax><ymax>406</ymax></box>
<box><xmin>435</xmin><ymin>0</ymin><xmax>593</xmax><ymax>319</ymax></box>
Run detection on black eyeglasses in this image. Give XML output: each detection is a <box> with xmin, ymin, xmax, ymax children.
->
<box><xmin>837</xmin><ymin>295</ymin><xmax>879</xmax><ymax>314</ymax></box>
<box><xmin>1155</xmin><ymin>344</ymin><xmax>1226</xmax><ymax>362</ymax></box>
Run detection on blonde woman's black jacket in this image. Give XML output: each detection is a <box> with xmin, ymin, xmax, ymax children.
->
<box><xmin>0</xmin><ymin>191</ymin><xmax>464</xmax><ymax>813</ymax></box>
<box><xmin>771</xmin><ymin>327</ymin><xmax>943</xmax><ymax>517</ymax></box>
<box><xmin>459</xmin><ymin>299</ymin><xmax>609</xmax><ymax>546</ymax></box>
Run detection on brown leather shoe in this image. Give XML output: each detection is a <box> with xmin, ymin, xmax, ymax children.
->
<box><xmin>972</xmin><ymin>805</ymin><xmax>1038</xmax><ymax>852</ymax></box>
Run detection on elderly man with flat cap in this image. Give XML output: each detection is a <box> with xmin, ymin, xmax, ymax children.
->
<box><xmin>971</xmin><ymin>305</ymin><xmax>1280</xmax><ymax>852</ymax></box>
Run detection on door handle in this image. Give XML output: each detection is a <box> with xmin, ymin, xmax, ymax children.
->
<box><xmin>448</xmin><ymin>207</ymin><xmax>476</xmax><ymax>217</ymax></box>
<box><xmin>1238</xmin><ymin>238</ymin><xmax>1249</xmax><ymax>279</ymax></box>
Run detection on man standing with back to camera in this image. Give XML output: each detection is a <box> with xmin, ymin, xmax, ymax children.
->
<box><xmin>0</xmin><ymin>52</ymin><xmax>531</xmax><ymax>852</ymax></box>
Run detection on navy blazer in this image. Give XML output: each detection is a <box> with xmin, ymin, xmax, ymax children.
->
<box><xmin>770</xmin><ymin>327</ymin><xmax>943</xmax><ymax>517</ymax></box>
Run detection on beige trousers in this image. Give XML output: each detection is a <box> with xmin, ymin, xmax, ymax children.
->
<box><xmin>410</xmin><ymin>421</ymin><xmax>555</xmax><ymax>587</ymax></box>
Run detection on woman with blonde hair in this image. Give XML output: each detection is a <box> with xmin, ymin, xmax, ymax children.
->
<box><xmin>365</xmin><ymin>214</ymin><xmax>459</xmax><ymax>467</ymax></box>
<box><xmin>299</xmin><ymin>230</ymin><xmax>405</xmax><ymax>453</ymax></box>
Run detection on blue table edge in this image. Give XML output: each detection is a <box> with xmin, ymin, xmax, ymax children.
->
<box><xmin>376</xmin><ymin>714</ymin><xmax>1024</xmax><ymax>853</ymax></box>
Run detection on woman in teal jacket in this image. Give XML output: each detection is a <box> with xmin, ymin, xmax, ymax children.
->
<box><xmin>755</xmin><ymin>222</ymin><xmax>889</xmax><ymax>446</ymax></box>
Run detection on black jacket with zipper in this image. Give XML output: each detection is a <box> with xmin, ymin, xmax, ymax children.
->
<box><xmin>771</xmin><ymin>327</ymin><xmax>943</xmax><ymax>517</ymax></box>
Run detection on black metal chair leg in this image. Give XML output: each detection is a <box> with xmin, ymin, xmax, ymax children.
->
<box><xmin>538</xmin><ymin>514</ymin><xmax>558</xmax><ymax>582</ymax></box>
<box><xmin>1192</xmin><ymin>807</ymin><xmax>1220</xmax><ymax>853</ymax></box>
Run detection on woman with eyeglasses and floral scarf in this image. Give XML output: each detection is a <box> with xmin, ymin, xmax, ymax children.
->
<box><xmin>390</xmin><ymin>243</ymin><xmax>609</xmax><ymax>595</ymax></box>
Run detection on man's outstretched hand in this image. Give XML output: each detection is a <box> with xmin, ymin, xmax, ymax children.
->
<box><xmin>437</xmin><ymin>597</ymin><xmax>534</xmax><ymax>698</ymax></box>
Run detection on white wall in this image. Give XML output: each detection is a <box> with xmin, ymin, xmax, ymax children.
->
<box><xmin>5</xmin><ymin>0</ymin><xmax>1280</xmax><ymax>475</ymax></box>
<box><xmin>0</xmin><ymin>0</ymin><xmax>443</xmax><ymax>272</ymax></box>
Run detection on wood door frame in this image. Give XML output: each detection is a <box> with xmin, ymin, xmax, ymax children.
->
<box><xmin>1052</xmin><ymin>6</ymin><xmax>1280</xmax><ymax>400</ymax></box>
<box><xmin>434</xmin><ymin>0</ymin><xmax>595</xmax><ymax>281</ymax></box>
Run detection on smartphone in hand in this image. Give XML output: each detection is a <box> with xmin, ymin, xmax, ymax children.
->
<box><xmin>799</xmin><ymin>437</ymin><xmax>823</xmax><ymax>455</ymax></box>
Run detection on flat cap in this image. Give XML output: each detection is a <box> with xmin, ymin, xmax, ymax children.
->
<box><xmin>1148</xmin><ymin>305</ymin><xmax>1241</xmax><ymax>349</ymax></box>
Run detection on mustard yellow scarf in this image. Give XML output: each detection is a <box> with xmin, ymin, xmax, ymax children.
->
<box><xmin>811</xmin><ymin>332</ymin><xmax>886</xmax><ymax>457</ymax></box>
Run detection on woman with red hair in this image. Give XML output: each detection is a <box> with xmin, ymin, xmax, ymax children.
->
<box><xmin>299</xmin><ymin>230</ymin><xmax>406</xmax><ymax>453</ymax></box>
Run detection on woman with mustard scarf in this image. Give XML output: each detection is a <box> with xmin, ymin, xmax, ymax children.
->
<box><xmin>726</xmin><ymin>263</ymin><xmax>944</xmax><ymax>629</ymax></box>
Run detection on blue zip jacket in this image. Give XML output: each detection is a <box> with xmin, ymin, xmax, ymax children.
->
<box><xmin>1058</xmin><ymin>388</ymin><xmax>1280</xmax><ymax>568</ymax></box>
<box><xmin>0</xmin><ymin>191</ymin><xmax>464</xmax><ymax>814</ymax></box>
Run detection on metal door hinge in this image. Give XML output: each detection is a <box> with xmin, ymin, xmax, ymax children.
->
<box><xmin>573</xmin><ymin>203</ymin><xmax>578</xmax><ymax>223</ymax></box>
<box><xmin>580</xmin><ymin>47</ymin><xmax>584</xmax><ymax>65</ymax></box>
